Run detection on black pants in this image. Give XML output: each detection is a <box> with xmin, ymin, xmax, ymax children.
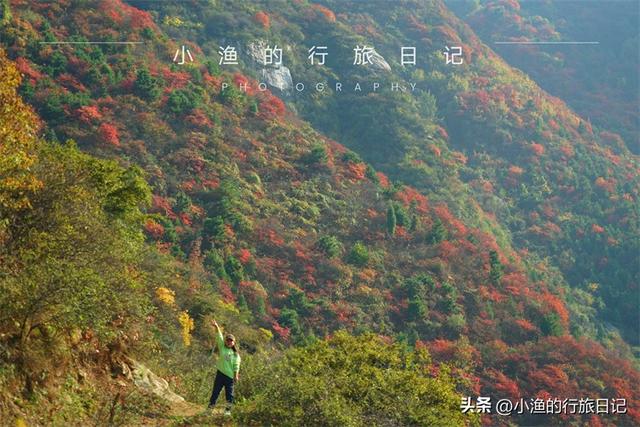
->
<box><xmin>208</xmin><ymin>370</ymin><xmax>234</xmax><ymax>407</ymax></box>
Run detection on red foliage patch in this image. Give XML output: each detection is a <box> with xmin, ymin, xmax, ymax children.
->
<box><xmin>75</xmin><ymin>105</ymin><xmax>102</xmax><ymax>124</ymax></box>
<box><xmin>218</xmin><ymin>280</ymin><xmax>236</xmax><ymax>304</ymax></box>
<box><xmin>395</xmin><ymin>186</ymin><xmax>429</xmax><ymax>213</ymax></box>
<box><xmin>15</xmin><ymin>57</ymin><xmax>43</xmax><ymax>83</ymax></box>
<box><xmin>259</xmin><ymin>94</ymin><xmax>286</xmax><ymax>120</ymax></box>
<box><xmin>515</xmin><ymin>318</ymin><xmax>537</xmax><ymax>332</ymax></box>
<box><xmin>508</xmin><ymin>165</ymin><xmax>524</xmax><ymax>176</ymax></box>
<box><xmin>151</xmin><ymin>195</ymin><xmax>177</xmax><ymax>219</ymax></box>
<box><xmin>233</xmin><ymin>73</ymin><xmax>254</xmax><ymax>95</ymax></box>
<box><xmin>376</xmin><ymin>172</ymin><xmax>390</xmax><ymax>188</ymax></box>
<box><xmin>427</xmin><ymin>339</ymin><xmax>457</xmax><ymax>360</ymax></box>
<box><xmin>346</xmin><ymin>162</ymin><xmax>367</xmax><ymax>181</ymax></box>
<box><xmin>99</xmin><ymin>0</ymin><xmax>155</xmax><ymax>30</ymax></box>
<box><xmin>488</xmin><ymin>369</ymin><xmax>520</xmax><ymax>400</ymax></box>
<box><xmin>57</xmin><ymin>73</ymin><xmax>87</xmax><ymax>92</ymax></box>
<box><xmin>259</xmin><ymin>228</ymin><xmax>285</xmax><ymax>247</ymax></box>
<box><xmin>185</xmin><ymin>109</ymin><xmax>212</xmax><ymax>129</ymax></box>
<box><xmin>271</xmin><ymin>322</ymin><xmax>291</xmax><ymax>341</ymax></box>
<box><xmin>237</xmin><ymin>248</ymin><xmax>252</xmax><ymax>264</ymax></box>
<box><xmin>530</xmin><ymin>142</ymin><xmax>545</xmax><ymax>156</ymax></box>
<box><xmin>163</xmin><ymin>68</ymin><xmax>191</xmax><ymax>90</ymax></box>
<box><xmin>254</xmin><ymin>11</ymin><xmax>270</xmax><ymax>29</ymax></box>
<box><xmin>144</xmin><ymin>219</ymin><xmax>165</xmax><ymax>239</ymax></box>
<box><xmin>179</xmin><ymin>212</ymin><xmax>192</xmax><ymax>226</ymax></box>
<box><xmin>98</xmin><ymin>122</ymin><xmax>119</xmax><ymax>146</ymax></box>
<box><xmin>540</xmin><ymin>292</ymin><xmax>569</xmax><ymax>327</ymax></box>
<box><xmin>433</xmin><ymin>204</ymin><xmax>454</xmax><ymax>224</ymax></box>
<box><xmin>436</xmin><ymin>126</ymin><xmax>449</xmax><ymax>140</ymax></box>
<box><xmin>594</xmin><ymin>176</ymin><xmax>615</xmax><ymax>193</ymax></box>
<box><xmin>438</xmin><ymin>240</ymin><xmax>457</xmax><ymax>259</ymax></box>
<box><xmin>311</xmin><ymin>4</ymin><xmax>336</xmax><ymax>22</ymax></box>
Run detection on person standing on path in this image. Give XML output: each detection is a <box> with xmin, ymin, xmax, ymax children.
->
<box><xmin>208</xmin><ymin>319</ymin><xmax>241</xmax><ymax>416</ymax></box>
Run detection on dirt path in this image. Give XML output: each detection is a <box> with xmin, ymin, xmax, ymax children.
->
<box><xmin>124</xmin><ymin>358</ymin><xmax>236</xmax><ymax>425</ymax></box>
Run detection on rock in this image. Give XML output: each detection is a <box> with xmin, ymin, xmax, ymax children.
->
<box><xmin>261</xmin><ymin>67</ymin><xmax>293</xmax><ymax>92</ymax></box>
<box><xmin>245</xmin><ymin>40</ymin><xmax>268</xmax><ymax>66</ymax></box>
<box><xmin>246</xmin><ymin>40</ymin><xmax>294</xmax><ymax>93</ymax></box>
<box><xmin>365</xmin><ymin>49</ymin><xmax>391</xmax><ymax>72</ymax></box>
<box><xmin>129</xmin><ymin>359</ymin><xmax>185</xmax><ymax>403</ymax></box>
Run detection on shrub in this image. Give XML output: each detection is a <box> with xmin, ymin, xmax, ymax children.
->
<box><xmin>346</xmin><ymin>242</ymin><xmax>369</xmax><ymax>267</ymax></box>
<box><xmin>167</xmin><ymin>86</ymin><xmax>202</xmax><ymax>115</ymax></box>
<box><xmin>234</xmin><ymin>332</ymin><xmax>478</xmax><ymax>426</ymax></box>
<box><xmin>133</xmin><ymin>68</ymin><xmax>161</xmax><ymax>101</ymax></box>
<box><xmin>316</xmin><ymin>235</ymin><xmax>343</xmax><ymax>258</ymax></box>
<box><xmin>302</xmin><ymin>144</ymin><xmax>328</xmax><ymax>166</ymax></box>
<box><xmin>427</xmin><ymin>217</ymin><xmax>447</xmax><ymax>244</ymax></box>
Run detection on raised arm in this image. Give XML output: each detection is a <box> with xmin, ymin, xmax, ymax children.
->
<box><xmin>212</xmin><ymin>319</ymin><xmax>224</xmax><ymax>348</ymax></box>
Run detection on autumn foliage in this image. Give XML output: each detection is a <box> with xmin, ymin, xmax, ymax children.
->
<box><xmin>254</xmin><ymin>11</ymin><xmax>270</xmax><ymax>29</ymax></box>
<box><xmin>311</xmin><ymin>4</ymin><xmax>336</xmax><ymax>22</ymax></box>
<box><xmin>98</xmin><ymin>123</ymin><xmax>120</xmax><ymax>146</ymax></box>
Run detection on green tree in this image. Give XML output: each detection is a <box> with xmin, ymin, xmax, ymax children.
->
<box><xmin>174</xmin><ymin>190</ymin><xmax>191</xmax><ymax>213</ymax></box>
<box><xmin>316</xmin><ymin>235</ymin><xmax>343</xmax><ymax>258</ymax></box>
<box><xmin>407</xmin><ymin>297</ymin><xmax>427</xmax><ymax>322</ymax></box>
<box><xmin>224</xmin><ymin>255</ymin><xmax>244</xmax><ymax>285</ymax></box>
<box><xmin>167</xmin><ymin>86</ymin><xmax>202</xmax><ymax>115</ymax></box>
<box><xmin>346</xmin><ymin>242</ymin><xmax>369</xmax><ymax>267</ymax></box>
<box><xmin>489</xmin><ymin>250</ymin><xmax>503</xmax><ymax>285</ymax></box>
<box><xmin>386</xmin><ymin>203</ymin><xmax>397</xmax><ymax>236</ymax></box>
<box><xmin>203</xmin><ymin>249</ymin><xmax>227</xmax><ymax>279</ymax></box>
<box><xmin>218</xmin><ymin>82</ymin><xmax>244</xmax><ymax>109</ymax></box>
<box><xmin>541</xmin><ymin>312</ymin><xmax>563</xmax><ymax>337</ymax></box>
<box><xmin>0</xmin><ymin>142</ymin><xmax>152</xmax><ymax>346</ymax></box>
<box><xmin>302</xmin><ymin>144</ymin><xmax>328</xmax><ymax>166</ymax></box>
<box><xmin>203</xmin><ymin>216</ymin><xmax>225</xmax><ymax>242</ymax></box>
<box><xmin>133</xmin><ymin>68</ymin><xmax>161</xmax><ymax>101</ymax></box>
<box><xmin>427</xmin><ymin>217</ymin><xmax>447</xmax><ymax>244</ymax></box>
<box><xmin>287</xmin><ymin>288</ymin><xmax>314</xmax><ymax>316</ymax></box>
<box><xmin>394</xmin><ymin>203</ymin><xmax>409</xmax><ymax>227</ymax></box>
<box><xmin>0</xmin><ymin>0</ymin><xmax>12</xmax><ymax>26</ymax></box>
<box><xmin>279</xmin><ymin>308</ymin><xmax>302</xmax><ymax>336</ymax></box>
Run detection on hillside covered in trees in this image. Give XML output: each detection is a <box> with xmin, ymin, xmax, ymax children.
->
<box><xmin>0</xmin><ymin>0</ymin><xmax>638</xmax><ymax>425</ymax></box>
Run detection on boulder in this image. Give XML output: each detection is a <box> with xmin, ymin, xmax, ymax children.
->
<box><xmin>246</xmin><ymin>40</ymin><xmax>293</xmax><ymax>93</ymax></box>
<box><xmin>124</xmin><ymin>358</ymin><xmax>185</xmax><ymax>403</ymax></box>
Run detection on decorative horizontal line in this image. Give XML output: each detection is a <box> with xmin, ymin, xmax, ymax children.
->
<box><xmin>494</xmin><ymin>41</ymin><xmax>600</xmax><ymax>45</ymax></box>
<box><xmin>39</xmin><ymin>41</ymin><xmax>144</xmax><ymax>45</ymax></box>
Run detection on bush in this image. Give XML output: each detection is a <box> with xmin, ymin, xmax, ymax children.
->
<box><xmin>167</xmin><ymin>86</ymin><xmax>202</xmax><ymax>115</ymax></box>
<box><xmin>427</xmin><ymin>217</ymin><xmax>447</xmax><ymax>244</ymax></box>
<box><xmin>302</xmin><ymin>144</ymin><xmax>328</xmax><ymax>166</ymax></box>
<box><xmin>234</xmin><ymin>332</ymin><xmax>478</xmax><ymax>426</ymax></box>
<box><xmin>346</xmin><ymin>242</ymin><xmax>369</xmax><ymax>267</ymax></box>
<box><xmin>316</xmin><ymin>235</ymin><xmax>343</xmax><ymax>258</ymax></box>
<box><xmin>541</xmin><ymin>312</ymin><xmax>563</xmax><ymax>336</ymax></box>
<box><xmin>134</xmin><ymin>68</ymin><xmax>161</xmax><ymax>101</ymax></box>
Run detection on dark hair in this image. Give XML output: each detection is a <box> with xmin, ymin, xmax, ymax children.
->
<box><xmin>225</xmin><ymin>333</ymin><xmax>238</xmax><ymax>354</ymax></box>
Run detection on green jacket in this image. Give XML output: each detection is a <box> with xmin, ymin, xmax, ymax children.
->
<box><xmin>216</xmin><ymin>330</ymin><xmax>241</xmax><ymax>379</ymax></box>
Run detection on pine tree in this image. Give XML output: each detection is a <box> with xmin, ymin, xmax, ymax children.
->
<box><xmin>489</xmin><ymin>250</ymin><xmax>503</xmax><ymax>285</ymax></box>
<box><xmin>134</xmin><ymin>68</ymin><xmax>161</xmax><ymax>101</ymax></box>
<box><xmin>427</xmin><ymin>217</ymin><xmax>447</xmax><ymax>244</ymax></box>
<box><xmin>386</xmin><ymin>203</ymin><xmax>397</xmax><ymax>236</ymax></box>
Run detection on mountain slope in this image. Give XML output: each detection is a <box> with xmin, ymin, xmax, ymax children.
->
<box><xmin>448</xmin><ymin>0</ymin><xmax>639</xmax><ymax>154</ymax></box>
<box><xmin>141</xmin><ymin>0</ymin><xmax>639</xmax><ymax>345</ymax></box>
<box><xmin>0</xmin><ymin>0</ymin><xmax>639</xmax><ymax>425</ymax></box>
